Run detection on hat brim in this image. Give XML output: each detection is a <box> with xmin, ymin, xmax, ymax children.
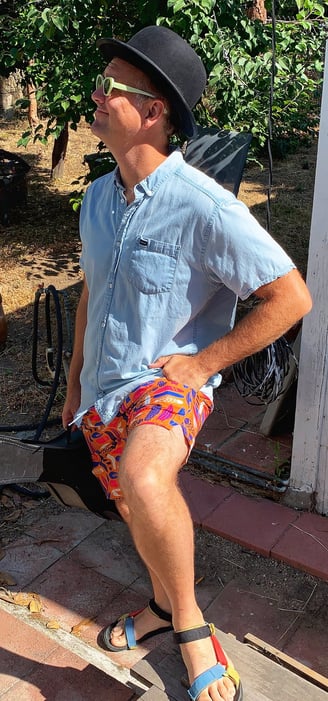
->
<box><xmin>97</xmin><ymin>37</ymin><xmax>197</xmax><ymax>137</ymax></box>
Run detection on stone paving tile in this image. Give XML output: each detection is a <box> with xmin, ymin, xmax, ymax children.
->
<box><xmin>0</xmin><ymin>642</ymin><xmax>137</xmax><ymax>700</ymax></box>
<box><xmin>214</xmin><ymin>382</ymin><xmax>263</xmax><ymax>423</ymax></box>
<box><xmin>0</xmin><ymin>608</ymin><xmax>57</xmax><ymax>694</ymax></box>
<box><xmin>282</xmin><ymin>613</ymin><xmax>328</xmax><ymax>678</ymax></box>
<box><xmin>26</xmin><ymin>555</ymin><xmax>124</xmax><ymax>633</ymax></box>
<box><xmin>178</xmin><ymin>471</ymin><xmax>233</xmax><ymax>526</ymax></box>
<box><xmin>202</xmin><ymin>579</ymin><xmax>303</xmax><ymax>648</ymax></box>
<box><xmin>216</xmin><ymin>430</ymin><xmax>292</xmax><ymax>474</ymax></box>
<box><xmin>193</xmin><ymin>578</ymin><xmax>224</xmax><ymax>613</ymax></box>
<box><xmin>204</xmin><ymin>492</ymin><xmax>300</xmax><ymax>557</ymax></box>
<box><xmin>281</xmin><ymin>579</ymin><xmax>328</xmax><ymax>677</ymax></box>
<box><xmin>195</xmin><ymin>409</ymin><xmax>243</xmax><ymax>454</ymax></box>
<box><xmin>271</xmin><ymin>511</ymin><xmax>328</xmax><ymax>581</ymax></box>
<box><xmin>0</xmin><ymin>536</ymin><xmax>64</xmax><ymax>589</ymax></box>
<box><xmin>25</xmin><ymin>509</ymin><xmax>103</xmax><ymax>554</ymax></box>
<box><xmin>68</xmin><ymin>521</ymin><xmax>147</xmax><ymax>587</ymax></box>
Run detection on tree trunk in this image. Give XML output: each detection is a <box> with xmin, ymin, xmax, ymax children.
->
<box><xmin>51</xmin><ymin>122</ymin><xmax>69</xmax><ymax>179</ymax></box>
<box><xmin>26</xmin><ymin>79</ymin><xmax>38</xmax><ymax>131</ymax></box>
<box><xmin>246</xmin><ymin>0</ymin><xmax>267</xmax><ymax>22</ymax></box>
<box><xmin>26</xmin><ymin>59</ymin><xmax>39</xmax><ymax>131</ymax></box>
<box><xmin>0</xmin><ymin>293</ymin><xmax>8</xmax><ymax>350</ymax></box>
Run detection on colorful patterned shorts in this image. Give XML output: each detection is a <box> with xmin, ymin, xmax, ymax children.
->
<box><xmin>81</xmin><ymin>377</ymin><xmax>213</xmax><ymax>501</ymax></box>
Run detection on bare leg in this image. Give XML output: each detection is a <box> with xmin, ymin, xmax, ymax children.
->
<box><xmin>112</xmin><ymin>502</ymin><xmax>171</xmax><ymax>643</ymax></box>
<box><xmin>111</xmin><ymin>424</ymin><xmax>236</xmax><ymax>701</ymax></box>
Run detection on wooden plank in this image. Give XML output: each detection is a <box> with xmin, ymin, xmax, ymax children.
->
<box><xmin>138</xmin><ymin>687</ymin><xmax>172</xmax><ymax>700</ymax></box>
<box><xmin>131</xmin><ymin>628</ymin><xmax>328</xmax><ymax>701</ymax></box>
<box><xmin>132</xmin><ymin>648</ymin><xmax>186</xmax><ymax>701</ymax></box>
<box><xmin>244</xmin><ymin>633</ymin><xmax>328</xmax><ymax>692</ymax></box>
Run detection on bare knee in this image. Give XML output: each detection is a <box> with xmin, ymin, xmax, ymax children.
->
<box><xmin>116</xmin><ymin>498</ymin><xmax>131</xmax><ymax>523</ymax></box>
<box><xmin>119</xmin><ymin>461</ymin><xmax>175</xmax><ymax>509</ymax></box>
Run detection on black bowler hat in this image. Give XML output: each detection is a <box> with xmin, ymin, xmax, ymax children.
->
<box><xmin>97</xmin><ymin>25</ymin><xmax>207</xmax><ymax>137</ymax></box>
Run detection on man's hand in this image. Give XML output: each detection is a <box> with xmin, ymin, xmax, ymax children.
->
<box><xmin>62</xmin><ymin>388</ymin><xmax>81</xmax><ymax>430</ymax></box>
<box><xmin>149</xmin><ymin>354</ymin><xmax>209</xmax><ymax>391</ymax></box>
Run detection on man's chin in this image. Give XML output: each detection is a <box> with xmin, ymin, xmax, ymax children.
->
<box><xmin>90</xmin><ymin>119</ymin><xmax>104</xmax><ymax>138</ymax></box>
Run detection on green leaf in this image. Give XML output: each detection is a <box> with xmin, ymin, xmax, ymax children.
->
<box><xmin>61</xmin><ymin>100</ymin><xmax>70</xmax><ymax>111</ymax></box>
<box><xmin>171</xmin><ymin>0</ymin><xmax>186</xmax><ymax>13</ymax></box>
<box><xmin>52</xmin><ymin>15</ymin><xmax>65</xmax><ymax>32</ymax></box>
<box><xmin>41</xmin><ymin>8</ymin><xmax>50</xmax><ymax>23</ymax></box>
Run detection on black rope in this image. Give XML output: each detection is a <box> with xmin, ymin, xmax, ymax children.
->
<box><xmin>266</xmin><ymin>0</ymin><xmax>276</xmax><ymax>232</ymax></box>
<box><xmin>231</xmin><ymin>4</ymin><xmax>291</xmax><ymax>408</ymax></box>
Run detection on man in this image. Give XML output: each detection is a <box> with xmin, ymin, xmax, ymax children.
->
<box><xmin>62</xmin><ymin>25</ymin><xmax>312</xmax><ymax>701</ymax></box>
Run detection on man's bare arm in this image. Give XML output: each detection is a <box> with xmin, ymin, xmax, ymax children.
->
<box><xmin>150</xmin><ymin>269</ymin><xmax>312</xmax><ymax>390</ymax></box>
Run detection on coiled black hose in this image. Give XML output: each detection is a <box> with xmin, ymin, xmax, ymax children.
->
<box><xmin>0</xmin><ymin>285</ymin><xmax>64</xmax><ymax>438</ymax></box>
<box><xmin>232</xmin><ymin>336</ymin><xmax>298</xmax><ymax>405</ymax></box>
<box><xmin>32</xmin><ymin>285</ymin><xmax>63</xmax><ymax>439</ymax></box>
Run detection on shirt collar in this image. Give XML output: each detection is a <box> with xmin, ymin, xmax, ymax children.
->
<box><xmin>114</xmin><ymin>148</ymin><xmax>183</xmax><ymax>199</ymax></box>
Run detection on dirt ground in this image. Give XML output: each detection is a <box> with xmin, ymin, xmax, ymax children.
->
<box><xmin>0</xmin><ymin>117</ymin><xmax>322</xmax><ymax>612</ymax></box>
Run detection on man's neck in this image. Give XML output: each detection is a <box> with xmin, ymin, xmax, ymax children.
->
<box><xmin>116</xmin><ymin>143</ymin><xmax>170</xmax><ymax>199</ymax></box>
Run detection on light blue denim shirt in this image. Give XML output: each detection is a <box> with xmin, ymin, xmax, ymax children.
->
<box><xmin>77</xmin><ymin>149</ymin><xmax>294</xmax><ymax>425</ymax></box>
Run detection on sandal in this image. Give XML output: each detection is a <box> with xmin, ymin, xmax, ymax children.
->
<box><xmin>174</xmin><ymin>622</ymin><xmax>243</xmax><ymax>701</ymax></box>
<box><xmin>102</xmin><ymin>597</ymin><xmax>173</xmax><ymax>651</ymax></box>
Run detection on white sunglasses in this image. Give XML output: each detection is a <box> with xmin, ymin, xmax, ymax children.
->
<box><xmin>95</xmin><ymin>74</ymin><xmax>157</xmax><ymax>99</ymax></box>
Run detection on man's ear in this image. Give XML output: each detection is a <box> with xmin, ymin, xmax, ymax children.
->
<box><xmin>143</xmin><ymin>100</ymin><xmax>166</xmax><ymax>128</ymax></box>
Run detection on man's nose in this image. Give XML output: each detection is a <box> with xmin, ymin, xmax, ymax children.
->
<box><xmin>91</xmin><ymin>87</ymin><xmax>105</xmax><ymax>104</ymax></box>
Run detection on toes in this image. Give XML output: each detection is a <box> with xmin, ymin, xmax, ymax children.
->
<box><xmin>110</xmin><ymin>622</ymin><xmax>126</xmax><ymax>644</ymax></box>
<box><xmin>197</xmin><ymin>677</ymin><xmax>236</xmax><ymax>701</ymax></box>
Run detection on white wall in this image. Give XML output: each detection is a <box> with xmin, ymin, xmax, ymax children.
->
<box><xmin>290</xmin><ymin>41</ymin><xmax>328</xmax><ymax>515</ymax></box>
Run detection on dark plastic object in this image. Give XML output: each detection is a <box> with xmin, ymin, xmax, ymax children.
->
<box><xmin>37</xmin><ymin>430</ymin><xmax>122</xmax><ymax>521</ymax></box>
<box><xmin>185</xmin><ymin>126</ymin><xmax>252</xmax><ymax>197</ymax></box>
<box><xmin>0</xmin><ymin>148</ymin><xmax>30</xmax><ymax>225</ymax></box>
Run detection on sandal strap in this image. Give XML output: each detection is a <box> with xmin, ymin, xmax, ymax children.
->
<box><xmin>175</xmin><ymin>622</ymin><xmax>241</xmax><ymax>700</ymax></box>
<box><xmin>174</xmin><ymin>622</ymin><xmax>215</xmax><ymax>645</ymax></box>
<box><xmin>148</xmin><ymin>598</ymin><xmax>172</xmax><ymax>623</ymax></box>
<box><xmin>188</xmin><ymin>663</ymin><xmax>226</xmax><ymax>701</ymax></box>
<box><xmin>124</xmin><ymin>616</ymin><xmax>137</xmax><ymax>649</ymax></box>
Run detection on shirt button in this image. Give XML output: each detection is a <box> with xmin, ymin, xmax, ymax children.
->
<box><xmin>109</xmin><ymin>283</ymin><xmax>113</xmax><ymax>289</ymax></box>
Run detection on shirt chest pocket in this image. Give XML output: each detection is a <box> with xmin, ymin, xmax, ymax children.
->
<box><xmin>128</xmin><ymin>237</ymin><xmax>181</xmax><ymax>294</ymax></box>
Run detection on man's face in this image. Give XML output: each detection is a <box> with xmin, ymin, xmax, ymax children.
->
<box><xmin>91</xmin><ymin>57</ymin><xmax>156</xmax><ymax>150</ymax></box>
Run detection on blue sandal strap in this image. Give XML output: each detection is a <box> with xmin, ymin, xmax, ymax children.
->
<box><xmin>124</xmin><ymin>616</ymin><xmax>137</xmax><ymax>649</ymax></box>
<box><xmin>188</xmin><ymin>663</ymin><xmax>226</xmax><ymax>701</ymax></box>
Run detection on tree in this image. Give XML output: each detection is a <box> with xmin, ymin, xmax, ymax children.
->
<box><xmin>0</xmin><ymin>0</ymin><xmax>166</xmax><ymax>176</ymax></box>
<box><xmin>161</xmin><ymin>0</ymin><xmax>328</xmax><ymax>150</ymax></box>
<box><xmin>246</xmin><ymin>1</ymin><xmax>267</xmax><ymax>22</ymax></box>
<box><xmin>0</xmin><ymin>0</ymin><xmax>327</xmax><ymax>172</ymax></box>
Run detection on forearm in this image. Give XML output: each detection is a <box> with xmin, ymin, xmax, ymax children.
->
<box><xmin>197</xmin><ymin>269</ymin><xmax>312</xmax><ymax>378</ymax></box>
<box><xmin>150</xmin><ymin>269</ymin><xmax>312</xmax><ymax>390</ymax></box>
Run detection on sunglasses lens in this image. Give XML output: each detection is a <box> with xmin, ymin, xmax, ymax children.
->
<box><xmin>96</xmin><ymin>75</ymin><xmax>102</xmax><ymax>90</ymax></box>
<box><xmin>103</xmin><ymin>77</ymin><xmax>112</xmax><ymax>96</ymax></box>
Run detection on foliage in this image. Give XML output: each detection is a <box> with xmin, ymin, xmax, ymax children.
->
<box><xmin>69</xmin><ymin>147</ymin><xmax>116</xmax><ymax>211</ymax></box>
<box><xmin>0</xmin><ymin>0</ymin><xmax>327</xmax><ymax>156</ymax></box>
<box><xmin>0</xmin><ymin>0</ymin><xmax>166</xmax><ymax>146</ymax></box>
<box><xmin>159</xmin><ymin>0</ymin><xmax>328</xmax><ymax>150</ymax></box>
